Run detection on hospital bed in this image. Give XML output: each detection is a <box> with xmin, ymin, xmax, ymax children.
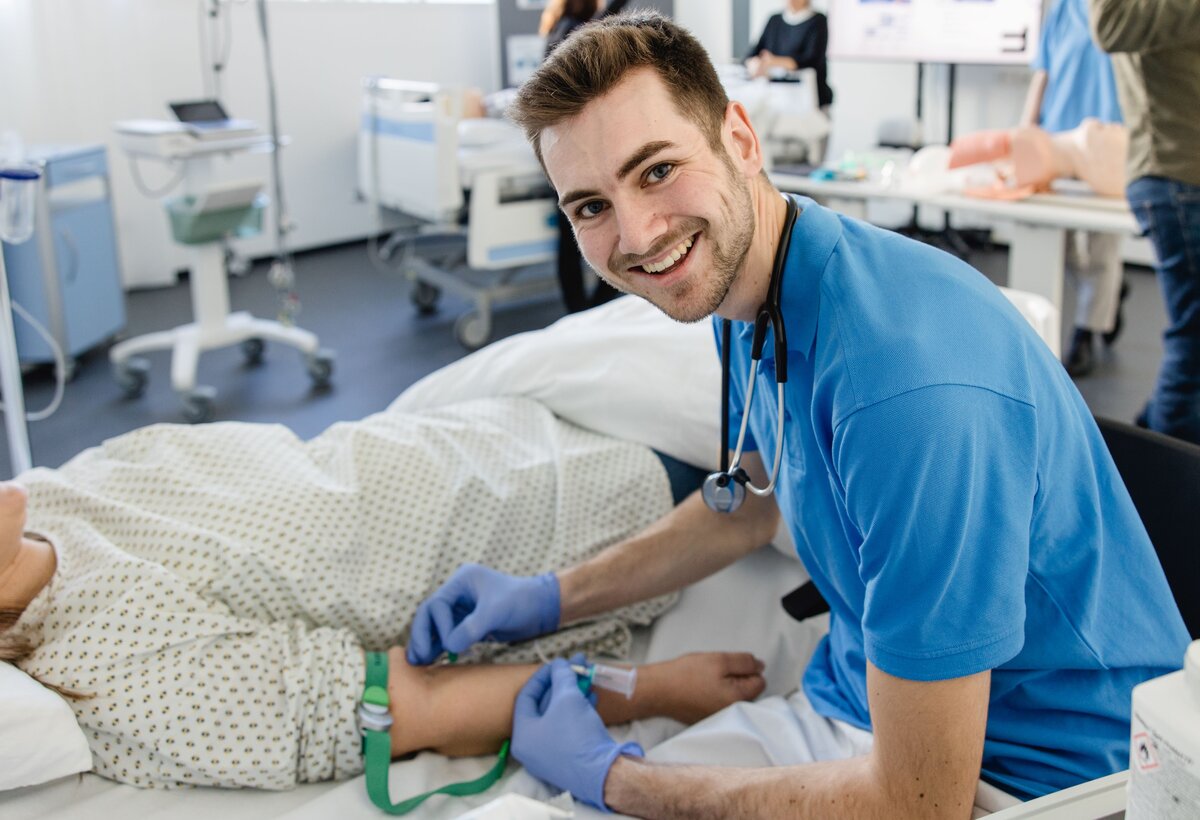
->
<box><xmin>359</xmin><ymin>79</ymin><xmax>560</xmax><ymax>350</ymax></box>
<box><xmin>718</xmin><ymin>65</ymin><xmax>831</xmax><ymax>169</ymax></box>
<box><xmin>1</xmin><ymin>291</ymin><xmax>1128</xmax><ymax>820</ymax></box>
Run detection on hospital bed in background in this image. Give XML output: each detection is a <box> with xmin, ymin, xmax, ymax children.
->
<box><xmin>4</xmin><ymin>290</ymin><xmax>1133</xmax><ymax>820</ymax></box>
<box><xmin>358</xmin><ymin>78</ymin><xmax>560</xmax><ymax>350</ymax></box>
<box><xmin>718</xmin><ymin>65</ymin><xmax>831</xmax><ymax>170</ymax></box>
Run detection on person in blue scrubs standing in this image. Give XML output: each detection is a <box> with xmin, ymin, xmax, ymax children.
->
<box><xmin>406</xmin><ymin>12</ymin><xmax>1190</xmax><ymax>817</ymax></box>
<box><xmin>1021</xmin><ymin>0</ymin><xmax>1127</xmax><ymax>377</ymax></box>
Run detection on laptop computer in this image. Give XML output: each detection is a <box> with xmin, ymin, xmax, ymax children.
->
<box><xmin>169</xmin><ymin>99</ymin><xmax>258</xmax><ymax>140</ymax></box>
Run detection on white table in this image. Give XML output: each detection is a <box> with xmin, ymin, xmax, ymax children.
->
<box><xmin>771</xmin><ymin>173</ymin><xmax>1139</xmax><ymax>326</ymax></box>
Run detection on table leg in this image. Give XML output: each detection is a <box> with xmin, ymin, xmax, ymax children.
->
<box><xmin>1007</xmin><ymin>222</ymin><xmax>1067</xmax><ymax>325</ymax></box>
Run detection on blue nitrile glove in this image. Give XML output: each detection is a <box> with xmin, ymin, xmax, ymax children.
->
<box><xmin>511</xmin><ymin>659</ymin><xmax>644</xmax><ymax>811</ymax></box>
<box><xmin>406</xmin><ymin>564</ymin><xmax>561</xmax><ymax>665</ymax></box>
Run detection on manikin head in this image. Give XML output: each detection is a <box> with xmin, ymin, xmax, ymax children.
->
<box><xmin>787</xmin><ymin>0</ymin><xmax>813</xmax><ymax>12</ymax></box>
<box><xmin>511</xmin><ymin>12</ymin><xmax>776</xmax><ymax>323</ymax></box>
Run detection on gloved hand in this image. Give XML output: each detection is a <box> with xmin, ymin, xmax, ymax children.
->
<box><xmin>406</xmin><ymin>563</ymin><xmax>561</xmax><ymax>665</ymax></box>
<box><xmin>511</xmin><ymin>659</ymin><xmax>644</xmax><ymax>811</ymax></box>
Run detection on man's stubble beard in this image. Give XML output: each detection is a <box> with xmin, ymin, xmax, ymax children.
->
<box><xmin>596</xmin><ymin>159</ymin><xmax>757</xmax><ymax>324</ymax></box>
<box><xmin>673</xmin><ymin>165</ymin><xmax>755</xmax><ymax>324</ymax></box>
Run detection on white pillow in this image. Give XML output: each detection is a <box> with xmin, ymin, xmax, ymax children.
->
<box><xmin>392</xmin><ymin>295</ymin><xmax>724</xmax><ymax>471</ymax></box>
<box><xmin>0</xmin><ymin>661</ymin><xmax>92</xmax><ymax>790</ymax></box>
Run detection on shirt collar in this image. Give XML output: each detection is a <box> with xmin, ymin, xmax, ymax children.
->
<box><xmin>735</xmin><ymin>195</ymin><xmax>842</xmax><ymax>363</ymax></box>
<box><xmin>782</xmin><ymin>9</ymin><xmax>815</xmax><ymax>25</ymax></box>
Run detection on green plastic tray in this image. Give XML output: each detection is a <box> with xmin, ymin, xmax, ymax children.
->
<box><xmin>165</xmin><ymin>195</ymin><xmax>266</xmax><ymax>245</ymax></box>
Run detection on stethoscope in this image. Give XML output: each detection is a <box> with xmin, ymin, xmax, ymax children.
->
<box><xmin>701</xmin><ymin>196</ymin><xmax>798</xmax><ymax>514</ymax></box>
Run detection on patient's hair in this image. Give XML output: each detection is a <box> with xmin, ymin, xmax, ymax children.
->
<box><xmin>511</xmin><ymin>11</ymin><xmax>730</xmax><ymax>166</ymax></box>
<box><xmin>2</xmin><ymin>605</ymin><xmax>90</xmax><ymax>699</ymax></box>
<box><xmin>0</xmin><ymin>606</ymin><xmax>29</xmax><ymax>662</ymax></box>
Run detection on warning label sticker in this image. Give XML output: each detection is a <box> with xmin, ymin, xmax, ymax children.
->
<box><xmin>1134</xmin><ymin>731</ymin><xmax>1160</xmax><ymax>772</ymax></box>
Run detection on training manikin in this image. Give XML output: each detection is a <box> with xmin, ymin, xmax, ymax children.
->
<box><xmin>948</xmin><ymin>119</ymin><xmax>1129</xmax><ymax>199</ymax></box>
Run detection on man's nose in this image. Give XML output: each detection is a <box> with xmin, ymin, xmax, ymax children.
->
<box><xmin>615</xmin><ymin>199</ymin><xmax>668</xmax><ymax>258</ymax></box>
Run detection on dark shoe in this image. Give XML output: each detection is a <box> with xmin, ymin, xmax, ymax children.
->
<box><xmin>1066</xmin><ymin>328</ymin><xmax>1095</xmax><ymax>378</ymax></box>
<box><xmin>1135</xmin><ymin>405</ymin><xmax>1151</xmax><ymax>429</ymax></box>
<box><xmin>1102</xmin><ymin>281</ymin><xmax>1131</xmax><ymax>346</ymax></box>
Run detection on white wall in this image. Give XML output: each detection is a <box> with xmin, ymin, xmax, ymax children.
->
<box><xmin>0</xmin><ymin>0</ymin><xmax>498</xmax><ymax>288</ymax></box>
<box><xmin>1</xmin><ymin>1</ymin><xmax>1149</xmax><ymax>290</ymax></box>
<box><xmin>676</xmin><ymin>0</ymin><xmax>733</xmax><ymax>65</ymax></box>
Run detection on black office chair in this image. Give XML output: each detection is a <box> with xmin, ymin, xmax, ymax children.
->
<box><xmin>1096</xmin><ymin>416</ymin><xmax>1200</xmax><ymax>638</ymax></box>
<box><xmin>781</xmin><ymin>418</ymin><xmax>1200</xmax><ymax>637</ymax></box>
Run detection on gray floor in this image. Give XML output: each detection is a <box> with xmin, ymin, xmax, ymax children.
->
<box><xmin>1</xmin><ymin>239</ymin><xmax>1166</xmax><ymax>472</ymax></box>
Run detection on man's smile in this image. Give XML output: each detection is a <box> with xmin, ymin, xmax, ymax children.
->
<box><xmin>627</xmin><ymin>231</ymin><xmax>702</xmax><ymax>287</ymax></box>
<box><xmin>637</xmin><ymin>234</ymin><xmax>696</xmax><ymax>274</ymax></box>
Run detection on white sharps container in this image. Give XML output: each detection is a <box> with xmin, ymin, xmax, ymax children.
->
<box><xmin>1127</xmin><ymin>640</ymin><xmax>1200</xmax><ymax>819</ymax></box>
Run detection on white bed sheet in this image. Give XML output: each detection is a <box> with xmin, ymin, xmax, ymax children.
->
<box><xmin>0</xmin><ymin>546</ymin><xmax>815</xmax><ymax>820</ymax></box>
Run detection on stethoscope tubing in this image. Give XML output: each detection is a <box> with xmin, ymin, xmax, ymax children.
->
<box><xmin>728</xmin><ymin>358</ymin><xmax>787</xmax><ymax>498</ymax></box>
<box><xmin>704</xmin><ymin>196</ymin><xmax>798</xmax><ymax>514</ymax></box>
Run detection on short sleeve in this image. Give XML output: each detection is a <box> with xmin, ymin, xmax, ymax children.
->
<box><xmin>1032</xmin><ymin>33</ymin><xmax>1049</xmax><ymax>72</ymax></box>
<box><xmin>1032</xmin><ymin>5</ymin><xmax>1053</xmax><ymax>72</ymax></box>
<box><xmin>832</xmin><ymin>385</ymin><xmax>1037</xmax><ymax>681</ymax></box>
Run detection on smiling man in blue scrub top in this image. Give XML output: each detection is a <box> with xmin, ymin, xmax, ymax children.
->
<box><xmin>406</xmin><ymin>12</ymin><xmax>1190</xmax><ymax>817</ymax></box>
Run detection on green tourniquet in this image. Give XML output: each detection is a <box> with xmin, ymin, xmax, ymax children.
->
<box><xmin>363</xmin><ymin>685</ymin><xmax>388</xmax><ymax>707</ymax></box>
<box><xmin>360</xmin><ymin>652</ymin><xmax>510</xmax><ymax>815</ymax></box>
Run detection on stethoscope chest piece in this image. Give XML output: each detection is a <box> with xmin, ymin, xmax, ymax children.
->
<box><xmin>701</xmin><ymin>470</ymin><xmax>747</xmax><ymax>514</ymax></box>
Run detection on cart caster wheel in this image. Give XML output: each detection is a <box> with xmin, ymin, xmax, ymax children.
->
<box><xmin>306</xmin><ymin>349</ymin><xmax>335</xmax><ymax>389</ymax></box>
<box><xmin>114</xmin><ymin>358</ymin><xmax>150</xmax><ymax>399</ymax></box>
<box><xmin>62</xmin><ymin>357</ymin><xmax>79</xmax><ymax>383</ymax></box>
<box><xmin>241</xmin><ymin>337</ymin><xmax>265</xmax><ymax>365</ymax></box>
<box><xmin>181</xmin><ymin>387</ymin><xmax>216</xmax><ymax>424</ymax></box>
<box><xmin>410</xmin><ymin>281</ymin><xmax>441</xmax><ymax>316</ymax></box>
<box><xmin>454</xmin><ymin>311</ymin><xmax>491</xmax><ymax>351</ymax></box>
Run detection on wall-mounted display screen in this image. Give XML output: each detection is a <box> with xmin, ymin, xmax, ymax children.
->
<box><xmin>828</xmin><ymin>0</ymin><xmax>1043</xmax><ymax>65</ymax></box>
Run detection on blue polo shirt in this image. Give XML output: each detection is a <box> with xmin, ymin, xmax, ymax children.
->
<box><xmin>716</xmin><ymin>197</ymin><xmax>1188</xmax><ymax>799</ymax></box>
<box><xmin>1032</xmin><ymin>0</ymin><xmax>1122</xmax><ymax>133</ymax></box>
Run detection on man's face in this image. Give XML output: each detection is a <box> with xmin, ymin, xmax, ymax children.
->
<box><xmin>540</xmin><ymin>68</ymin><xmax>758</xmax><ymax>323</ymax></box>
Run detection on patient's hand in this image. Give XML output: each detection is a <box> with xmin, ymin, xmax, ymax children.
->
<box><xmin>637</xmin><ymin>652</ymin><xmax>766</xmax><ymax>725</ymax></box>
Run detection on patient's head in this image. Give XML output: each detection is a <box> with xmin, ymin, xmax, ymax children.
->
<box><xmin>511</xmin><ymin>11</ymin><xmax>730</xmax><ymax>167</ymax></box>
<box><xmin>0</xmin><ymin>482</ymin><xmax>33</xmax><ymax>664</ymax></box>
<box><xmin>0</xmin><ymin>482</ymin><xmax>46</xmax><ymax>648</ymax></box>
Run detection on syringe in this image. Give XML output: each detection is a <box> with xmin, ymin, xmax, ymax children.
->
<box><xmin>570</xmin><ymin>662</ymin><xmax>638</xmax><ymax>699</ymax></box>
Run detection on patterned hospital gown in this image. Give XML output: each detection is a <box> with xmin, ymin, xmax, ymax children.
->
<box><xmin>11</xmin><ymin>398</ymin><xmax>675</xmax><ymax>789</ymax></box>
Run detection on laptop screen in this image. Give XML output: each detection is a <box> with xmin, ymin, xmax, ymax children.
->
<box><xmin>170</xmin><ymin>100</ymin><xmax>230</xmax><ymax>124</ymax></box>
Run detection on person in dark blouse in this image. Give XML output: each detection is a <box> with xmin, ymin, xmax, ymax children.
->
<box><xmin>746</xmin><ymin>0</ymin><xmax>834</xmax><ymax>110</ymax></box>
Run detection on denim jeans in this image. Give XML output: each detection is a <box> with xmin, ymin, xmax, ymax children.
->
<box><xmin>1127</xmin><ymin>176</ymin><xmax>1200</xmax><ymax>445</ymax></box>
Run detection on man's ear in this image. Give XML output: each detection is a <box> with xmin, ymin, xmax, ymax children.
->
<box><xmin>724</xmin><ymin>100</ymin><xmax>764</xmax><ymax>178</ymax></box>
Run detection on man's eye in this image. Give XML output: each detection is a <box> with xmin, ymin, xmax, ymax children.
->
<box><xmin>577</xmin><ymin>200</ymin><xmax>607</xmax><ymax>219</ymax></box>
<box><xmin>648</xmin><ymin>163</ymin><xmax>674</xmax><ymax>182</ymax></box>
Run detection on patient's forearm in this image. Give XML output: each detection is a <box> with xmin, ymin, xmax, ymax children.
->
<box><xmin>385</xmin><ymin>648</ymin><xmax>667</xmax><ymax>757</ymax></box>
<box><xmin>382</xmin><ymin>649</ymin><xmax>766</xmax><ymax>758</ymax></box>
<box><xmin>558</xmin><ymin>487</ymin><xmax>779</xmax><ymax>624</ymax></box>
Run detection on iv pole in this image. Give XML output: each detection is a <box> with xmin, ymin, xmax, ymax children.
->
<box><xmin>0</xmin><ymin>166</ymin><xmax>40</xmax><ymax>476</ymax></box>
<box><xmin>254</xmin><ymin>0</ymin><xmax>300</xmax><ymax>323</ymax></box>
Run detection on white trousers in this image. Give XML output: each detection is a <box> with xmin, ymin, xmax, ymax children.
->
<box><xmin>647</xmin><ymin>688</ymin><xmax>1020</xmax><ymax>818</ymax></box>
<box><xmin>1067</xmin><ymin>230</ymin><xmax>1123</xmax><ymax>333</ymax></box>
<box><xmin>648</xmin><ymin>688</ymin><xmax>872</xmax><ymax>768</ymax></box>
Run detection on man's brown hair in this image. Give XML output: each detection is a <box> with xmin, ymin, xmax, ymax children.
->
<box><xmin>510</xmin><ymin>11</ymin><xmax>730</xmax><ymax>166</ymax></box>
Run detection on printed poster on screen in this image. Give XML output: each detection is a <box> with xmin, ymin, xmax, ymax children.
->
<box><xmin>828</xmin><ymin>0</ymin><xmax>1044</xmax><ymax>65</ymax></box>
